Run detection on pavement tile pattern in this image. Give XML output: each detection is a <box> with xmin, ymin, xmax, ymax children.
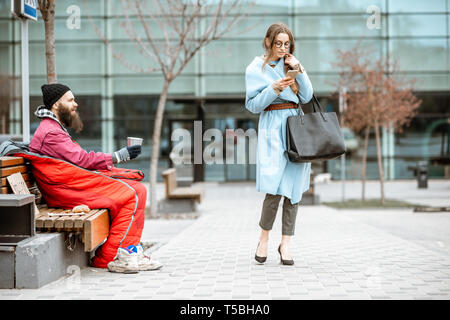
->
<box><xmin>1</xmin><ymin>182</ymin><xmax>449</xmax><ymax>300</ymax></box>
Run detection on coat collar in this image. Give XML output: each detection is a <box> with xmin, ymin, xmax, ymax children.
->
<box><xmin>257</xmin><ymin>55</ymin><xmax>285</xmax><ymax>79</ymax></box>
<box><xmin>34</xmin><ymin>105</ymin><xmax>71</xmax><ymax>138</ymax></box>
<box><xmin>253</xmin><ymin>55</ymin><xmax>298</xmax><ymax>103</ymax></box>
<box><xmin>271</xmin><ymin>57</ymin><xmax>285</xmax><ymax>77</ymax></box>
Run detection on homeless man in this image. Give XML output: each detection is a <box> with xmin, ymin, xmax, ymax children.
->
<box><xmin>27</xmin><ymin>83</ymin><xmax>162</xmax><ymax>273</ymax></box>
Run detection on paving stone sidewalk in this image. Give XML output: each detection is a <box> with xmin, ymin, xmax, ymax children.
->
<box><xmin>1</xmin><ymin>181</ymin><xmax>450</xmax><ymax>300</ymax></box>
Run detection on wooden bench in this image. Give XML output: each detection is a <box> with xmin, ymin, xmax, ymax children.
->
<box><xmin>0</xmin><ymin>156</ymin><xmax>109</xmax><ymax>252</ymax></box>
<box><xmin>162</xmin><ymin>168</ymin><xmax>202</xmax><ymax>204</ymax></box>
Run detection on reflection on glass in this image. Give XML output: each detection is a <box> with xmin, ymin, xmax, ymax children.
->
<box><xmin>389</xmin><ymin>39</ymin><xmax>447</xmax><ymax>71</ymax></box>
<box><xmin>389</xmin><ymin>14</ymin><xmax>446</xmax><ymax>37</ymax></box>
<box><xmin>294</xmin><ymin>0</ymin><xmax>385</xmax><ymax>13</ymax></box>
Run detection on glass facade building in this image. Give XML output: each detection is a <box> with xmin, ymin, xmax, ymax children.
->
<box><xmin>0</xmin><ymin>0</ymin><xmax>449</xmax><ymax>182</ymax></box>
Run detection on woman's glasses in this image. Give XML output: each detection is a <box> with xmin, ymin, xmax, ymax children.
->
<box><xmin>274</xmin><ymin>41</ymin><xmax>290</xmax><ymax>49</ymax></box>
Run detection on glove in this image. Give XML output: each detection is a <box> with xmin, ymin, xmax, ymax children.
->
<box><xmin>113</xmin><ymin>145</ymin><xmax>141</xmax><ymax>163</ymax></box>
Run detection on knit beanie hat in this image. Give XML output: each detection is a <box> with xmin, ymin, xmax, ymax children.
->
<box><xmin>41</xmin><ymin>83</ymin><xmax>71</xmax><ymax>109</ymax></box>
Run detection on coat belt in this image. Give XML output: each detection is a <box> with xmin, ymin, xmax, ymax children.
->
<box><xmin>264</xmin><ymin>102</ymin><xmax>299</xmax><ymax>111</ymax></box>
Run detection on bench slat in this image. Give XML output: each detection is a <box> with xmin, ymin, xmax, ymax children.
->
<box><xmin>0</xmin><ymin>173</ymin><xmax>33</xmax><ymax>187</ymax></box>
<box><xmin>0</xmin><ymin>156</ymin><xmax>25</xmax><ymax>167</ymax></box>
<box><xmin>0</xmin><ymin>181</ymin><xmax>34</xmax><ymax>194</ymax></box>
<box><xmin>73</xmin><ymin>210</ymin><xmax>99</xmax><ymax>229</ymax></box>
<box><xmin>63</xmin><ymin>216</ymin><xmax>75</xmax><ymax>229</ymax></box>
<box><xmin>54</xmin><ymin>212</ymin><xmax>74</xmax><ymax>229</ymax></box>
<box><xmin>44</xmin><ymin>209</ymin><xmax>66</xmax><ymax>228</ymax></box>
<box><xmin>36</xmin><ymin>208</ymin><xmax>60</xmax><ymax>228</ymax></box>
<box><xmin>84</xmin><ymin>209</ymin><xmax>109</xmax><ymax>252</ymax></box>
<box><xmin>0</xmin><ymin>165</ymin><xmax>28</xmax><ymax>178</ymax></box>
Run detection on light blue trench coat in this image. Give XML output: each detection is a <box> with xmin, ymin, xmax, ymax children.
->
<box><xmin>245</xmin><ymin>56</ymin><xmax>314</xmax><ymax>204</ymax></box>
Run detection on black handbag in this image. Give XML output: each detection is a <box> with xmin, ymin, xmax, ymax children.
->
<box><xmin>286</xmin><ymin>94</ymin><xmax>346</xmax><ymax>163</ymax></box>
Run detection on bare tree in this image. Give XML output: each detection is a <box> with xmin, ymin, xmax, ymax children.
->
<box><xmin>333</xmin><ymin>40</ymin><xmax>421</xmax><ymax>204</ymax></box>
<box><xmin>37</xmin><ymin>0</ymin><xmax>57</xmax><ymax>83</ymax></box>
<box><xmin>84</xmin><ymin>0</ymin><xmax>254</xmax><ymax>214</ymax></box>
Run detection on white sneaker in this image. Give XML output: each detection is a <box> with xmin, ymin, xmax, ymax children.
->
<box><xmin>135</xmin><ymin>244</ymin><xmax>163</xmax><ymax>271</ymax></box>
<box><xmin>107</xmin><ymin>247</ymin><xmax>140</xmax><ymax>274</ymax></box>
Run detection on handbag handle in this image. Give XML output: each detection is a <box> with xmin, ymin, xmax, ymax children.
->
<box><xmin>311</xmin><ymin>94</ymin><xmax>324</xmax><ymax>113</ymax></box>
<box><xmin>298</xmin><ymin>94</ymin><xmax>327</xmax><ymax>122</ymax></box>
<box><xmin>298</xmin><ymin>94</ymin><xmax>324</xmax><ymax>113</ymax></box>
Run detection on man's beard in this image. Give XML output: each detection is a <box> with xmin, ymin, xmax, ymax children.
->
<box><xmin>57</xmin><ymin>104</ymin><xmax>84</xmax><ymax>133</ymax></box>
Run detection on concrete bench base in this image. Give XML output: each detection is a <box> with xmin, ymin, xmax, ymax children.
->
<box><xmin>0</xmin><ymin>233</ymin><xmax>89</xmax><ymax>289</ymax></box>
<box><xmin>157</xmin><ymin>198</ymin><xmax>198</xmax><ymax>213</ymax></box>
<box><xmin>177</xmin><ymin>177</ymin><xmax>193</xmax><ymax>187</ymax></box>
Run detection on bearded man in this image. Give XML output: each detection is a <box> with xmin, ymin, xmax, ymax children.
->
<box><xmin>29</xmin><ymin>83</ymin><xmax>162</xmax><ymax>273</ymax></box>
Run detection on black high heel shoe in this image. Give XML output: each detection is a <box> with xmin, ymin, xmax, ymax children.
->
<box><xmin>278</xmin><ymin>244</ymin><xmax>294</xmax><ymax>265</ymax></box>
<box><xmin>255</xmin><ymin>242</ymin><xmax>267</xmax><ymax>263</ymax></box>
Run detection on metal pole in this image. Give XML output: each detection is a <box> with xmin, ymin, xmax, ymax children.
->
<box><xmin>339</xmin><ymin>87</ymin><xmax>346</xmax><ymax>202</ymax></box>
<box><xmin>389</xmin><ymin>121</ymin><xmax>395</xmax><ymax>179</ymax></box>
<box><xmin>341</xmin><ymin>152</ymin><xmax>346</xmax><ymax>201</ymax></box>
<box><xmin>21</xmin><ymin>18</ymin><xmax>30</xmax><ymax>143</ymax></box>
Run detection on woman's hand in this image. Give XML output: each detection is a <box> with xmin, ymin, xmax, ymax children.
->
<box><xmin>284</xmin><ymin>53</ymin><xmax>300</xmax><ymax>69</ymax></box>
<box><xmin>272</xmin><ymin>77</ymin><xmax>296</xmax><ymax>95</ymax></box>
<box><xmin>277</xmin><ymin>77</ymin><xmax>296</xmax><ymax>90</ymax></box>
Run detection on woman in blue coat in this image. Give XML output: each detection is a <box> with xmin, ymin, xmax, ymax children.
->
<box><xmin>245</xmin><ymin>23</ymin><xmax>313</xmax><ymax>265</ymax></box>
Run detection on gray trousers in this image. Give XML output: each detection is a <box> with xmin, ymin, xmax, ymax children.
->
<box><xmin>259</xmin><ymin>193</ymin><xmax>300</xmax><ymax>236</ymax></box>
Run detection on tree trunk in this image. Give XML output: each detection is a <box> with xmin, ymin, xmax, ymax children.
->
<box><xmin>149</xmin><ymin>80</ymin><xmax>171</xmax><ymax>215</ymax></box>
<box><xmin>361</xmin><ymin>126</ymin><xmax>370</xmax><ymax>201</ymax></box>
<box><xmin>39</xmin><ymin>0</ymin><xmax>57</xmax><ymax>83</ymax></box>
<box><xmin>373</xmin><ymin>120</ymin><xmax>385</xmax><ymax>204</ymax></box>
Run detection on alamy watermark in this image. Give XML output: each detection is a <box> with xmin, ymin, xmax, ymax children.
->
<box><xmin>366</xmin><ymin>5</ymin><xmax>381</xmax><ymax>30</ymax></box>
<box><xmin>65</xmin><ymin>265</ymin><xmax>81</xmax><ymax>290</ymax></box>
<box><xmin>170</xmin><ymin>121</ymin><xmax>280</xmax><ymax>170</ymax></box>
<box><xmin>66</xmin><ymin>5</ymin><xmax>81</xmax><ymax>30</ymax></box>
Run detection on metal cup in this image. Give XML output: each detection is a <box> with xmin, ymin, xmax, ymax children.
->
<box><xmin>127</xmin><ymin>137</ymin><xmax>143</xmax><ymax>146</ymax></box>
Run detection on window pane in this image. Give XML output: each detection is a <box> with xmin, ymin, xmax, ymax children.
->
<box><xmin>294</xmin><ymin>0</ymin><xmax>385</xmax><ymax>13</ymax></box>
<box><xmin>113</xmin><ymin>75</ymin><xmax>196</xmax><ymax>95</ymax></box>
<box><xmin>297</xmin><ymin>39</ymin><xmax>384</xmax><ymax>73</ymax></box>
<box><xmin>204</xmin><ymin>75</ymin><xmax>245</xmax><ymax>95</ymax></box>
<box><xmin>389</xmin><ymin>14</ymin><xmax>447</xmax><ymax>37</ymax></box>
<box><xmin>205</xmin><ymin>101</ymin><xmax>258</xmax><ymax>120</ymax></box>
<box><xmin>393</xmin><ymin>73</ymin><xmax>450</xmax><ymax>91</ymax></box>
<box><xmin>206</xmin><ymin>15</ymin><xmax>289</xmax><ymax>39</ymax></box>
<box><xmin>389</xmin><ymin>39</ymin><xmax>448</xmax><ymax>72</ymax></box>
<box><xmin>109</xmin><ymin>17</ymin><xmax>168</xmax><ymax>41</ymax></box>
<box><xmin>0</xmin><ymin>20</ymin><xmax>12</xmax><ymax>41</ymax></box>
<box><xmin>204</xmin><ymin>40</ymin><xmax>258</xmax><ymax>74</ymax></box>
<box><xmin>29</xmin><ymin>42</ymin><xmax>103</xmax><ymax>76</ymax></box>
<box><xmin>233</xmin><ymin>0</ymin><xmax>290</xmax><ymax>14</ymax></box>
<box><xmin>295</xmin><ymin>15</ymin><xmax>384</xmax><ymax>38</ymax></box>
<box><xmin>57</xmin><ymin>0</ymin><xmax>103</xmax><ymax>17</ymax></box>
<box><xmin>0</xmin><ymin>45</ymin><xmax>11</xmax><ymax>73</ymax></box>
<box><xmin>28</xmin><ymin>18</ymin><xmax>104</xmax><ymax>41</ymax></box>
<box><xmin>0</xmin><ymin>2</ymin><xmax>11</xmax><ymax>17</ymax></box>
<box><xmin>388</xmin><ymin>0</ymin><xmax>446</xmax><ymax>13</ymax></box>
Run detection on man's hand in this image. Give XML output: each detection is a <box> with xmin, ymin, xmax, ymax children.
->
<box><xmin>127</xmin><ymin>145</ymin><xmax>141</xmax><ymax>160</ymax></box>
<box><xmin>113</xmin><ymin>145</ymin><xmax>142</xmax><ymax>163</ymax></box>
